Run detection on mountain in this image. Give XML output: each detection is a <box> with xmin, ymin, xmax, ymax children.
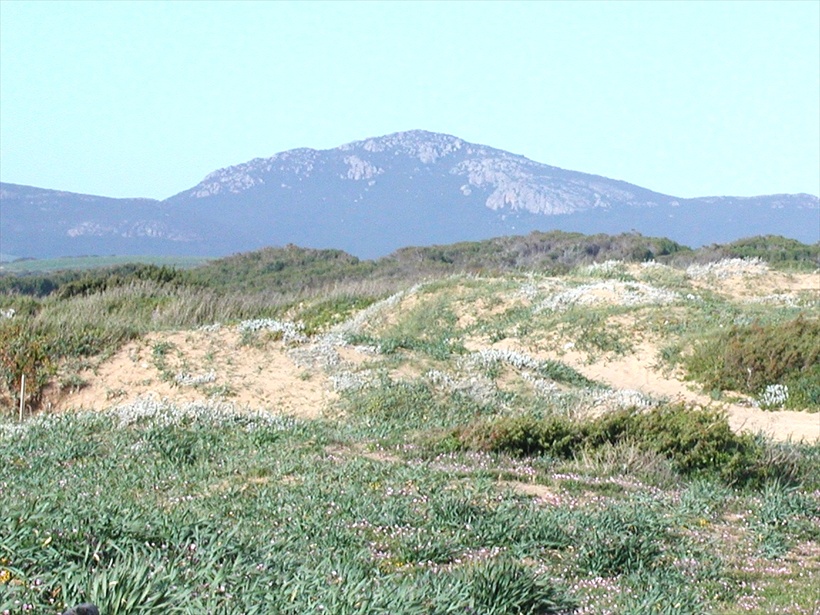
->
<box><xmin>2</xmin><ymin>130</ymin><xmax>818</xmax><ymax>260</ymax></box>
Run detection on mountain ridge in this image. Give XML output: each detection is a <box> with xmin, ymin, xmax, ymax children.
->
<box><xmin>2</xmin><ymin>130</ymin><xmax>818</xmax><ymax>259</ymax></box>
<box><xmin>168</xmin><ymin>129</ymin><xmax>678</xmax><ymax>214</ymax></box>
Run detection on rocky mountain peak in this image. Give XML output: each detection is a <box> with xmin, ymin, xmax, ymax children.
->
<box><xmin>187</xmin><ymin>148</ymin><xmax>321</xmax><ymax>198</ymax></box>
<box><xmin>4</xmin><ymin>130</ymin><xmax>817</xmax><ymax>261</ymax></box>
<box><xmin>339</xmin><ymin>129</ymin><xmax>470</xmax><ymax>164</ymax></box>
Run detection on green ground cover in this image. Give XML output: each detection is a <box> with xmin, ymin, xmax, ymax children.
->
<box><xmin>1</xmin><ymin>395</ymin><xmax>818</xmax><ymax>614</ymax></box>
<box><xmin>0</xmin><ymin>237</ymin><xmax>818</xmax><ymax>614</ymax></box>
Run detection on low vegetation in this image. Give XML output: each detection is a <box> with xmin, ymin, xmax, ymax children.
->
<box><xmin>2</xmin><ymin>397</ymin><xmax>818</xmax><ymax>614</ymax></box>
<box><xmin>447</xmin><ymin>405</ymin><xmax>802</xmax><ymax>487</ymax></box>
<box><xmin>1</xmin><ymin>232</ymin><xmax>818</xmax><ymax>614</ymax></box>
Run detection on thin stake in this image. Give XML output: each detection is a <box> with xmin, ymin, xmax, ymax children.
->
<box><xmin>19</xmin><ymin>374</ymin><xmax>26</xmax><ymax>421</ymax></box>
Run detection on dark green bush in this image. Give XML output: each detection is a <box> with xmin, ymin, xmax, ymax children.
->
<box><xmin>633</xmin><ymin>406</ymin><xmax>762</xmax><ymax>485</ymax></box>
<box><xmin>722</xmin><ymin>236</ymin><xmax>820</xmax><ymax>269</ymax></box>
<box><xmin>451</xmin><ymin>405</ymin><xmax>781</xmax><ymax>486</ymax></box>
<box><xmin>685</xmin><ymin>317</ymin><xmax>820</xmax><ymax>409</ymax></box>
<box><xmin>55</xmin><ymin>264</ymin><xmax>190</xmax><ymax>300</ymax></box>
<box><xmin>459</xmin><ymin>414</ymin><xmax>582</xmax><ymax>458</ymax></box>
<box><xmin>673</xmin><ymin>235</ymin><xmax>820</xmax><ymax>270</ymax></box>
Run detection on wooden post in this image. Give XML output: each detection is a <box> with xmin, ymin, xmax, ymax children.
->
<box><xmin>19</xmin><ymin>374</ymin><xmax>25</xmax><ymax>421</ymax></box>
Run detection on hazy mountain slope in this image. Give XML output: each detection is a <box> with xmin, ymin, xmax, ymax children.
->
<box><xmin>2</xmin><ymin>130</ymin><xmax>818</xmax><ymax>259</ymax></box>
<box><xmin>0</xmin><ymin>183</ymin><xmax>193</xmax><ymax>258</ymax></box>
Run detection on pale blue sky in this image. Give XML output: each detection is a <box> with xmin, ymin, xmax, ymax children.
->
<box><xmin>1</xmin><ymin>0</ymin><xmax>818</xmax><ymax>200</ymax></box>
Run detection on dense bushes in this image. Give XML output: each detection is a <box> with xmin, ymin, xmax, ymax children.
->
<box><xmin>685</xmin><ymin>317</ymin><xmax>820</xmax><ymax>409</ymax></box>
<box><xmin>2</xmin><ymin>234</ymin><xmax>814</xmax><ymax>306</ymax></box>
<box><xmin>683</xmin><ymin>236</ymin><xmax>820</xmax><ymax>270</ymax></box>
<box><xmin>0</xmin><ymin>263</ymin><xmax>191</xmax><ymax>298</ymax></box>
<box><xmin>187</xmin><ymin>245</ymin><xmax>375</xmax><ymax>294</ymax></box>
<box><xmin>55</xmin><ymin>264</ymin><xmax>189</xmax><ymax>299</ymax></box>
<box><xmin>451</xmin><ymin>405</ymin><xmax>785</xmax><ymax>486</ymax></box>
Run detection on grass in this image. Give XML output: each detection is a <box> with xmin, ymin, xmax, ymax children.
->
<box><xmin>1</xmin><ymin>249</ymin><xmax>819</xmax><ymax>614</ymax></box>
<box><xmin>2</xmin><ymin>400</ymin><xmax>818</xmax><ymax>614</ymax></box>
<box><xmin>347</xmin><ymin>288</ymin><xmax>467</xmax><ymax>361</ymax></box>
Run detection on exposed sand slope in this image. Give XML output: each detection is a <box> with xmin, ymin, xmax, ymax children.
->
<box><xmin>544</xmin><ymin>344</ymin><xmax>819</xmax><ymax>442</ymax></box>
<box><xmin>51</xmin><ymin>327</ymin><xmax>334</xmax><ymax>419</ymax></box>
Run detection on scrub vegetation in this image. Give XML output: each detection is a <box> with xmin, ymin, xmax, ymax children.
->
<box><xmin>1</xmin><ymin>232</ymin><xmax>818</xmax><ymax>614</ymax></box>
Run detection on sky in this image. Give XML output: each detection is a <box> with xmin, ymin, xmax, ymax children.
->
<box><xmin>1</xmin><ymin>1</ymin><xmax>818</xmax><ymax>201</ymax></box>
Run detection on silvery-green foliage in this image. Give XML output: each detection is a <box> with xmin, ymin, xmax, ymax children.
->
<box><xmin>238</xmin><ymin>318</ymin><xmax>308</xmax><ymax>344</ymax></box>
<box><xmin>108</xmin><ymin>396</ymin><xmax>297</xmax><ymax>431</ymax></box>
<box><xmin>468</xmin><ymin>348</ymin><xmax>542</xmax><ymax>371</ymax></box>
<box><xmin>685</xmin><ymin>257</ymin><xmax>769</xmax><ymax>279</ymax></box>
<box><xmin>197</xmin><ymin>323</ymin><xmax>222</xmax><ymax>333</ymax></box>
<box><xmin>535</xmin><ymin>280</ymin><xmax>680</xmax><ymax>312</ymax></box>
<box><xmin>425</xmin><ymin>368</ymin><xmax>498</xmax><ymax>405</ymax></box>
<box><xmin>174</xmin><ymin>371</ymin><xmax>216</xmax><ymax>386</ymax></box>
<box><xmin>757</xmin><ymin>384</ymin><xmax>789</xmax><ymax>409</ymax></box>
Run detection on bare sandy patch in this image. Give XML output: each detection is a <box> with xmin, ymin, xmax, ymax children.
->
<box><xmin>528</xmin><ymin>341</ymin><xmax>819</xmax><ymax>442</ymax></box>
<box><xmin>499</xmin><ymin>480</ymin><xmax>563</xmax><ymax>505</ymax></box>
<box><xmin>376</xmin><ymin>292</ymin><xmax>422</xmax><ymax>330</ymax></box>
<box><xmin>50</xmin><ymin>327</ymin><xmax>335</xmax><ymax>418</ymax></box>
<box><xmin>691</xmin><ymin>269</ymin><xmax>819</xmax><ymax>301</ymax></box>
<box><xmin>454</xmin><ymin>294</ymin><xmax>519</xmax><ymax>329</ymax></box>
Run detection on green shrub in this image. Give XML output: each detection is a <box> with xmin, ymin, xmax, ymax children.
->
<box><xmin>685</xmin><ymin>317</ymin><xmax>820</xmax><ymax>409</ymax></box>
<box><xmin>450</xmin><ymin>405</ymin><xmax>780</xmax><ymax>486</ymax></box>
<box><xmin>0</xmin><ymin>318</ymin><xmax>53</xmax><ymax>410</ymax></box>
<box><xmin>722</xmin><ymin>235</ymin><xmax>820</xmax><ymax>269</ymax></box>
<box><xmin>458</xmin><ymin>414</ymin><xmax>582</xmax><ymax>458</ymax></box>
<box><xmin>55</xmin><ymin>264</ymin><xmax>189</xmax><ymax>300</ymax></box>
<box><xmin>633</xmin><ymin>406</ymin><xmax>764</xmax><ymax>485</ymax></box>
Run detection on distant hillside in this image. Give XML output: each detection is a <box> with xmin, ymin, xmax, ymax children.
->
<box><xmin>2</xmin><ymin>130</ymin><xmax>818</xmax><ymax>259</ymax></box>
